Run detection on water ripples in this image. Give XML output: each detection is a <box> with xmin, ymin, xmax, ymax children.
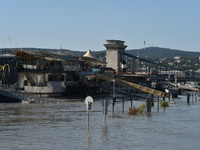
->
<box><xmin>0</xmin><ymin>96</ymin><xmax>200</xmax><ymax>150</ymax></box>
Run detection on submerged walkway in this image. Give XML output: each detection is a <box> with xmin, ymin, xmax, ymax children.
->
<box><xmin>95</xmin><ymin>73</ymin><xmax>165</xmax><ymax>97</ymax></box>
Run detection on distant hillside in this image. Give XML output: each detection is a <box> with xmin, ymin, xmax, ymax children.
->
<box><xmin>126</xmin><ymin>47</ymin><xmax>200</xmax><ymax>58</ymax></box>
<box><xmin>0</xmin><ymin>48</ymin><xmax>86</xmax><ymax>56</ymax></box>
<box><xmin>1</xmin><ymin>47</ymin><xmax>200</xmax><ymax>59</ymax></box>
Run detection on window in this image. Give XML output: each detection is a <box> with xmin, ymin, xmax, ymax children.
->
<box><xmin>48</xmin><ymin>75</ymin><xmax>65</xmax><ymax>81</ymax></box>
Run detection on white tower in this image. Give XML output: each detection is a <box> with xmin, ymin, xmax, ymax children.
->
<box><xmin>104</xmin><ymin>40</ymin><xmax>127</xmax><ymax>71</ymax></box>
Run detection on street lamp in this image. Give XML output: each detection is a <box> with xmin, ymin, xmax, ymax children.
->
<box><xmin>113</xmin><ymin>79</ymin><xmax>115</xmax><ymax>98</ymax></box>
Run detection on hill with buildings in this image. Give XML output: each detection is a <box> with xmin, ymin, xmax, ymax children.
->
<box><xmin>0</xmin><ymin>47</ymin><xmax>200</xmax><ymax>59</ymax></box>
<box><xmin>126</xmin><ymin>47</ymin><xmax>200</xmax><ymax>58</ymax></box>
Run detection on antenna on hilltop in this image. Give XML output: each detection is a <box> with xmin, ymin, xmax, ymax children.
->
<box><xmin>60</xmin><ymin>44</ymin><xmax>62</xmax><ymax>53</ymax></box>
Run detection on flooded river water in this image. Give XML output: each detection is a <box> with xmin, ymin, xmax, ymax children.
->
<box><xmin>0</xmin><ymin>95</ymin><xmax>200</xmax><ymax>150</ymax></box>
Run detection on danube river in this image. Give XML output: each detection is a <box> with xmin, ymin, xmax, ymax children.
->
<box><xmin>0</xmin><ymin>95</ymin><xmax>199</xmax><ymax>150</ymax></box>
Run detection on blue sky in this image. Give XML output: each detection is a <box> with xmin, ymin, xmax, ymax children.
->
<box><xmin>0</xmin><ymin>0</ymin><xmax>200</xmax><ymax>52</ymax></box>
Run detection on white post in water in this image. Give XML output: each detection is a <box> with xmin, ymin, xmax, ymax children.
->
<box><xmin>113</xmin><ymin>79</ymin><xmax>115</xmax><ymax>98</ymax></box>
<box><xmin>157</xmin><ymin>96</ymin><xmax>159</xmax><ymax>112</ymax></box>
<box><xmin>187</xmin><ymin>93</ymin><xmax>190</xmax><ymax>103</ymax></box>
<box><xmin>87</xmin><ymin>101</ymin><xmax>89</xmax><ymax>127</ymax></box>
<box><xmin>195</xmin><ymin>93</ymin><xmax>198</xmax><ymax>101</ymax></box>
<box><xmin>192</xmin><ymin>93</ymin><xmax>194</xmax><ymax>101</ymax></box>
<box><xmin>112</xmin><ymin>79</ymin><xmax>116</xmax><ymax>115</ymax></box>
<box><xmin>101</xmin><ymin>99</ymin><xmax>109</xmax><ymax>126</ymax></box>
<box><xmin>104</xmin><ymin>99</ymin><xmax>106</xmax><ymax>126</ymax></box>
<box><xmin>122</xmin><ymin>97</ymin><xmax>124</xmax><ymax>113</ymax></box>
<box><xmin>85</xmin><ymin>96</ymin><xmax>93</xmax><ymax>128</ymax></box>
<box><xmin>147</xmin><ymin>98</ymin><xmax>151</xmax><ymax>113</ymax></box>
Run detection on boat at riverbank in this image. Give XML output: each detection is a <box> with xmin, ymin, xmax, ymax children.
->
<box><xmin>0</xmin><ymin>50</ymin><xmax>106</xmax><ymax>101</ymax></box>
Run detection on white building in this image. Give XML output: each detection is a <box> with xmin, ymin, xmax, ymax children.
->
<box><xmin>15</xmin><ymin>50</ymin><xmax>79</xmax><ymax>97</ymax></box>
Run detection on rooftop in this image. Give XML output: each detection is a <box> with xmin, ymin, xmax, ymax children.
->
<box><xmin>15</xmin><ymin>50</ymin><xmax>78</xmax><ymax>61</ymax></box>
<box><xmin>106</xmin><ymin>40</ymin><xmax>125</xmax><ymax>45</ymax></box>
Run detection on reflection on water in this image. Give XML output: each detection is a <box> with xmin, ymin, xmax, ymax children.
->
<box><xmin>0</xmin><ymin>96</ymin><xmax>200</xmax><ymax>150</ymax></box>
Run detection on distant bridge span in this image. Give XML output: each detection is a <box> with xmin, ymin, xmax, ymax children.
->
<box><xmin>121</xmin><ymin>52</ymin><xmax>156</xmax><ymax>64</ymax></box>
<box><xmin>170</xmin><ymin>83</ymin><xmax>199</xmax><ymax>92</ymax></box>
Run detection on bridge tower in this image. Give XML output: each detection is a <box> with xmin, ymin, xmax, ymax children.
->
<box><xmin>104</xmin><ymin>40</ymin><xmax>127</xmax><ymax>72</ymax></box>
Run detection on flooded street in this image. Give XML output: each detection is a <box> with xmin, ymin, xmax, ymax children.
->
<box><xmin>0</xmin><ymin>95</ymin><xmax>200</xmax><ymax>150</ymax></box>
